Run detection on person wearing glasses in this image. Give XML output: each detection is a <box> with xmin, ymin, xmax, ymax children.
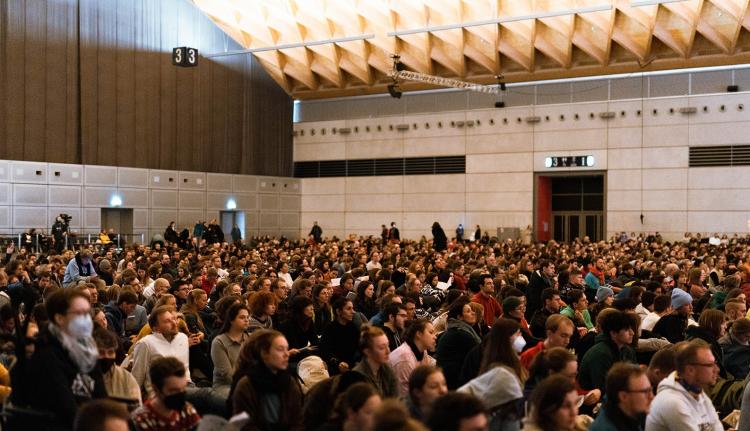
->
<box><xmin>590</xmin><ymin>363</ymin><xmax>653</xmax><ymax>431</ymax></box>
<box><xmin>646</xmin><ymin>339</ymin><xmax>723</xmax><ymax>431</ymax></box>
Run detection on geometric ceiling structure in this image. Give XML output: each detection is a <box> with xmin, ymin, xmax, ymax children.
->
<box><xmin>193</xmin><ymin>0</ymin><xmax>750</xmax><ymax>99</ymax></box>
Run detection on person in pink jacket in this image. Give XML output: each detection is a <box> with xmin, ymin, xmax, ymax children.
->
<box><xmin>388</xmin><ymin>318</ymin><xmax>437</xmax><ymax>396</ymax></box>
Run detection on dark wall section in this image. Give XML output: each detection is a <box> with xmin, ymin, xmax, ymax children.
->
<box><xmin>0</xmin><ymin>0</ymin><xmax>293</xmax><ymax>176</ymax></box>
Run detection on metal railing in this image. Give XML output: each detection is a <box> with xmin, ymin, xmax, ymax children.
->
<box><xmin>0</xmin><ymin>232</ymin><xmax>145</xmax><ymax>254</ymax></box>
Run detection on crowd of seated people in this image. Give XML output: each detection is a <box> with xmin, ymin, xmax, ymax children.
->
<box><xmin>2</xmin><ymin>227</ymin><xmax>750</xmax><ymax>430</ymax></box>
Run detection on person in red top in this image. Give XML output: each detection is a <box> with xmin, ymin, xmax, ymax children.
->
<box><xmin>471</xmin><ymin>274</ymin><xmax>502</xmax><ymax>327</ymax></box>
<box><xmin>451</xmin><ymin>264</ymin><xmax>467</xmax><ymax>291</ymax></box>
<box><xmin>520</xmin><ymin>314</ymin><xmax>574</xmax><ymax>370</ymax></box>
<box><xmin>200</xmin><ymin>267</ymin><xmax>218</xmax><ymax>296</ymax></box>
<box><xmin>132</xmin><ymin>356</ymin><xmax>200</xmax><ymax>431</ymax></box>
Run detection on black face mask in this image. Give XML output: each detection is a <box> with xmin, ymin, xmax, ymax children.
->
<box><xmin>98</xmin><ymin>358</ymin><xmax>115</xmax><ymax>373</ymax></box>
<box><xmin>163</xmin><ymin>391</ymin><xmax>186</xmax><ymax>411</ymax></box>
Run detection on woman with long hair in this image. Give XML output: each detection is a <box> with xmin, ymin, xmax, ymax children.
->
<box><xmin>355</xmin><ymin>281</ymin><xmax>378</xmax><ymax>319</ymax></box>
<box><xmin>277</xmin><ymin>296</ymin><xmax>319</xmax><ymax>361</ymax></box>
<box><xmin>230</xmin><ymin>330</ymin><xmax>304</xmax><ymax>430</ymax></box>
<box><xmin>389</xmin><ymin>318</ymin><xmax>437</xmax><ymax>396</ymax></box>
<box><xmin>406</xmin><ymin>365</ymin><xmax>448</xmax><ymax>422</ymax></box>
<box><xmin>211</xmin><ymin>303</ymin><xmax>250</xmax><ymax>398</ymax></box>
<box><xmin>317</xmin><ymin>382</ymin><xmax>382</xmax><ymax>431</ymax></box>
<box><xmin>180</xmin><ymin>289</ymin><xmax>212</xmax><ymax>381</ymax></box>
<box><xmin>687</xmin><ymin>308</ymin><xmax>728</xmax><ymax>379</ymax></box>
<box><xmin>353</xmin><ymin>326</ymin><xmax>399</xmax><ymax>398</ymax></box>
<box><xmin>435</xmin><ymin>297</ymin><xmax>481</xmax><ymax>389</ymax></box>
<box><xmin>312</xmin><ymin>283</ymin><xmax>334</xmax><ymax>335</ymax></box>
<box><xmin>320</xmin><ymin>297</ymin><xmax>360</xmax><ymax>375</ymax></box>
<box><xmin>523</xmin><ymin>375</ymin><xmax>583</xmax><ymax>431</ymax></box>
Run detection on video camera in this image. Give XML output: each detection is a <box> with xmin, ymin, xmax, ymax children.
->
<box><xmin>59</xmin><ymin>213</ymin><xmax>72</xmax><ymax>225</ymax></box>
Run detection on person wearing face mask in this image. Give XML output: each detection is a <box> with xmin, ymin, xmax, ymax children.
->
<box><xmin>62</xmin><ymin>248</ymin><xmax>99</xmax><ymax>289</ymax></box>
<box><xmin>14</xmin><ymin>289</ymin><xmax>106</xmax><ymax>429</ymax></box>
<box><xmin>131</xmin><ymin>356</ymin><xmax>200</xmax><ymax>431</ymax></box>
<box><xmin>93</xmin><ymin>327</ymin><xmax>141</xmax><ymax>407</ymax></box>
<box><xmin>458</xmin><ymin>319</ymin><xmax>526</xmax><ymax>431</ymax></box>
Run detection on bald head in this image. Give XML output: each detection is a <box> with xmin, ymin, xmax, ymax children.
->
<box><xmin>154</xmin><ymin>278</ymin><xmax>170</xmax><ymax>297</ymax></box>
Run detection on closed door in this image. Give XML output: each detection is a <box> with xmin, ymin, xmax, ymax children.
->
<box><xmin>552</xmin><ymin>213</ymin><xmax>603</xmax><ymax>242</ymax></box>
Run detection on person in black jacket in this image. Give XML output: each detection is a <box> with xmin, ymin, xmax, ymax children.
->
<box><xmin>13</xmin><ymin>289</ymin><xmax>105</xmax><ymax>429</ymax></box>
<box><xmin>525</xmin><ymin>259</ymin><xmax>555</xmax><ymax>321</ymax></box>
<box><xmin>277</xmin><ymin>296</ymin><xmax>319</xmax><ymax>362</ymax></box>
<box><xmin>164</xmin><ymin>221</ymin><xmax>179</xmax><ymax>244</ymax></box>
<box><xmin>529</xmin><ymin>288</ymin><xmax>562</xmax><ymax>339</ymax></box>
<box><xmin>435</xmin><ymin>297</ymin><xmax>481</xmax><ymax>389</ymax></box>
<box><xmin>432</xmin><ymin>222</ymin><xmax>448</xmax><ymax>252</ymax></box>
<box><xmin>320</xmin><ymin>297</ymin><xmax>360</xmax><ymax>375</ymax></box>
<box><xmin>652</xmin><ymin>288</ymin><xmax>692</xmax><ymax>344</ymax></box>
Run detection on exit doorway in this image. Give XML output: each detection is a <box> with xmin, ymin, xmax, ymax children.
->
<box><xmin>101</xmin><ymin>208</ymin><xmax>134</xmax><ymax>244</ymax></box>
<box><xmin>220</xmin><ymin>211</ymin><xmax>245</xmax><ymax>242</ymax></box>
<box><xmin>535</xmin><ymin>173</ymin><xmax>605</xmax><ymax>243</ymax></box>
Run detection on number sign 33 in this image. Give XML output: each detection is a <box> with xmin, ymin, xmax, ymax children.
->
<box><xmin>172</xmin><ymin>47</ymin><xmax>198</xmax><ymax>67</ymax></box>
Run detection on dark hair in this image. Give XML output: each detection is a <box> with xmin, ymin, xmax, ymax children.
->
<box><xmin>479</xmin><ymin>318</ymin><xmax>524</xmax><ymax>380</ymax></box>
<box><xmin>332</xmin><ymin>296</ymin><xmax>352</xmax><ymax>314</ymax></box>
<box><xmin>290</xmin><ymin>295</ymin><xmax>313</xmax><ymax>323</ymax></box>
<box><xmin>149</xmin><ymin>356</ymin><xmax>186</xmax><ymax>393</ymax></box>
<box><xmin>641</xmin><ymin>290</ymin><xmax>656</xmax><ymax>309</ymax></box>
<box><xmin>613</xmin><ymin>298</ymin><xmax>637</xmax><ymax>311</ymax></box>
<box><xmin>567</xmin><ymin>289</ymin><xmax>585</xmax><ymax>304</ymax></box>
<box><xmin>541</xmin><ymin>288</ymin><xmax>560</xmax><ymax>303</ymax></box>
<box><xmin>447</xmin><ymin>296</ymin><xmax>471</xmax><ymax>320</ymax></box>
<box><xmin>601</xmin><ymin>310</ymin><xmax>637</xmax><ymax>337</ymax></box>
<box><xmin>528</xmin><ymin>347</ymin><xmax>576</xmax><ymax>382</ymax></box>
<box><xmin>698</xmin><ymin>309</ymin><xmax>726</xmax><ymax>341</ymax></box>
<box><xmin>384</xmin><ymin>302</ymin><xmax>405</xmax><ymax>320</ymax></box>
<box><xmin>92</xmin><ymin>326</ymin><xmax>118</xmax><ymax>350</ymax></box>
<box><xmin>219</xmin><ymin>303</ymin><xmax>249</xmax><ymax>335</ymax></box>
<box><xmin>404</xmin><ymin>318</ymin><xmax>431</xmax><ymax>344</ymax></box>
<box><xmin>408</xmin><ymin>365</ymin><xmax>443</xmax><ymax>402</ymax></box>
<box><xmin>332</xmin><ymin>382</ymin><xmax>379</xmax><ymax>422</ymax></box>
<box><xmin>359</xmin><ymin>325</ymin><xmax>386</xmax><ymax>352</ymax></box>
<box><xmin>148</xmin><ymin>305</ymin><xmax>175</xmax><ymax>329</ymax></box>
<box><xmin>528</xmin><ymin>375</ymin><xmax>577</xmax><ymax>431</ymax></box>
<box><xmin>232</xmin><ymin>330</ymin><xmax>286</xmax><ymax>385</ymax></box>
<box><xmin>653</xmin><ymin>294</ymin><xmax>671</xmax><ymax>313</ymax></box>
<box><xmin>648</xmin><ymin>345</ymin><xmax>677</xmax><ymax>374</ymax></box>
<box><xmin>116</xmin><ymin>290</ymin><xmax>138</xmax><ymax>305</ymax></box>
<box><xmin>46</xmin><ymin>289</ymin><xmax>90</xmax><ymax>325</ymax></box>
<box><xmin>605</xmin><ymin>363</ymin><xmax>647</xmax><ymax>408</ymax></box>
<box><xmin>426</xmin><ymin>392</ymin><xmax>486</xmax><ymax>431</ymax></box>
<box><xmin>73</xmin><ymin>399</ymin><xmax>129</xmax><ymax>431</ymax></box>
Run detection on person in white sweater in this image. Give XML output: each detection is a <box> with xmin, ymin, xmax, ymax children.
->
<box><xmin>130</xmin><ymin>306</ymin><xmax>193</xmax><ymax>396</ymax></box>
<box><xmin>645</xmin><ymin>339</ymin><xmax>723</xmax><ymax>431</ymax></box>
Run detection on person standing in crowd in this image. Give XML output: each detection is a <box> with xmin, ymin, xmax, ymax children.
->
<box><xmin>646</xmin><ymin>339</ymin><xmax>723</xmax><ymax>431</ymax></box>
<box><xmin>131</xmin><ymin>356</ymin><xmax>201</xmax><ymax>431</ymax></box>
<box><xmin>164</xmin><ymin>221</ymin><xmax>180</xmax><ymax>245</ymax></box>
<box><xmin>590</xmin><ymin>363</ymin><xmax>653</xmax><ymax>431</ymax></box>
<box><xmin>381</xmin><ymin>224</ymin><xmax>389</xmax><ymax>244</ymax></box>
<box><xmin>309</xmin><ymin>221</ymin><xmax>323</xmax><ymax>244</ymax></box>
<box><xmin>230</xmin><ymin>223</ymin><xmax>242</xmax><ymax>245</ymax></box>
<box><xmin>526</xmin><ymin>260</ymin><xmax>555</xmax><ymax>321</ymax></box>
<box><xmin>16</xmin><ymin>289</ymin><xmax>106</xmax><ymax>429</ymax></box>
<box><xmin>432</xmin><ymin>222</ymin><xmax>447</xmax><ymax>252</ymax></box>
<box><xmin>230</xmin><ymin>330</ymin><xmax>304</xmax><ymax>430</ymax></box>
<box><xmin>455</xmin><ymin>224</ymin><xmax>464</xmax><ymax>242</ymax></box>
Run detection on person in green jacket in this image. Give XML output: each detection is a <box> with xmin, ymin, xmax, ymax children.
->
<box><xmin>560</xmin><ymin>289</ymin><xmax>594</xmax><ymax>335</ymax></box>
<box><xmin>579</xmin><ymin>310</ymin><xmax>638</xmax><ymax>391</ymax></box>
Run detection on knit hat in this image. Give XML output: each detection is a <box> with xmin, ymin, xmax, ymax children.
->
<box><xmin>671</xmin><ymin>288</ymin><xmax>693</xmax><ymax>310</ymax></box>
<box><xmin>502</xmin><ymin>296</ymin><xmax>522</xmax><ymax>315</ymax></box>
<box><xmin>596</xmin><ymin>286</ymin><xmax>614</xmax><ymax>303</ymax></box>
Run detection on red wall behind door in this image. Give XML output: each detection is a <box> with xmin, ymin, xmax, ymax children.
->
<box><xmin>536</xmin><ymin>176</ymin><xmax>552</xmax><ymax>242</ymax></box>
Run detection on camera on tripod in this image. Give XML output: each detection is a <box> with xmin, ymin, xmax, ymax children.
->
<box><xmin>59</xmin><ymin>213</ymin><xmax>72</xmax><ymax>225</ymax></box>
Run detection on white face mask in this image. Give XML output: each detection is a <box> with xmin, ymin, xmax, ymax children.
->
<box><xmin>512</xmin><ymin>334</ymin><xmax>527</xmax><ymax>353</ymax></box>
<box><xmin>68</xmin><ymin>314</ymin><xmax>93</xmax><ymax>338</ymax></box>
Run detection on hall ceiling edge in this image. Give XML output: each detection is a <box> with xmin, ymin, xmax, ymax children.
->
<box><xmin>192</xmin><ymin>0</ymin><xmax>750</xmax><ymax>99</ymax></box>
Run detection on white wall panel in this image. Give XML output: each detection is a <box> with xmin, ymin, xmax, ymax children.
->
<box><xmin>534</xmin><ymin>129</ymin><xmax>607</xmax><ymax>151</ymax></box>
<box><xmin>466</xmin><ymin>153</ymin><xmax>532</xmax><ymax>173</ymax></box>
<box><xmin>260</xmin><ymin>213</ymin><xmax>279</xmax><ymax>228</ymax></box>
<box><xmin>13</xmin><ymin>184</ymin><xmax>47</xmax><ymax>206</ymax></box>
<box><xmin>688</xmin><ymin>212</ymin><xmax>748</xmax><ymax>233</ymax></box>
<box><xmin>642</xmin><ymin>147</ymin><xmax>687</xmax><ymax>168</ymax></box>
<box><xmin>149</xmin><ymin>170</ymin><xmax>178</xmax><ymax>189</ymax></box>
<box><xmin>150</xmin><ymin>210</ymin><xmax>176</xmax><ymax>229</ymax></box>
<box><xmin>403</xmin><ymin>193</ymin><xmax>465</xmax><ymax>212</ymax></box>
<box><xmin>207</xmin><ymin>173</ymin><xmax>232</xmax><ymax>191</ymax></box>
<box><xmin>302</xmin><ymin>178</ymin><xmax>345</xmax><ymax>195</ymax></box>
<box><xmin>403</xmin><ymin>175</ymin><xmax>465</xmax><ymax>194</ymax></box>
<box><xmin>178</xmin><ymin>211</ymin><xmax>204</xmax><ymax>228</ymax></box>
<box><xmin>84</xmin><ymin>208</ymin><xmax>100</xmax><ymax>229</ymax></box>
<box><xmin>279</xmin><ymin>195</ymin><xmax>301</xmax><ymax>211</ymax></box>
<box><xmin>119</xmin><ymin>189</ymin><xmax>149</xmax><ymax>209</ymax></box>
<box><xmin>608</xmin><ymin>149</ymin><xmax>642</xmax><ymax>170</ymax></box>
<box><xmin>179</xmin><ymin>172</ymin><xmax>206</xmax><ymax>190</ymax></box>
<box><xmin>466</xmin><ymin>133</ymin><xmax>533</xmax><ymax>154</ymax></box>
<box><xmin>642</xmin><ymin>169</ymin><xmax>687</xmax><ymax>190</ymax></box>
<box><xmin>607</xmin><ymin>191</ymin><xmax>641</xmax><ymax>211</ymax></box>
<box><xmin>688</xmin><ymin>167</ymin><xmax>750</xmax><ymax>189</ymax></box>
<box><xmin>206</xmin><ymin>192</ymin><xmax>234</xmax><ymax>210</ymax></box>
<box><xmin>0</xmin><ymin>207</ymin><xmax>10</xmax><ymax>228</ymax></box>
<box><xmin>466</xmin><ymin>173</ymin><xmax>532</xmax><ymax>192</ymax></box>
<box><xmin>643</xmin><ymin>190</ymin><xmax>687</xmax><ymax>211</ymax></box>
<box><xmin>84</xmin><ymin>187</ymin><xmax>120</xmax><ymax>207</ymax></box>
<box><xmin>85</xmin><ymin>165</ymin><xmax>117</xmax><ymax>187</ymax></box>
<box><xmin>466</xmin><ymin>192</ymin><xmax>532</xmax><ymax>212</ymax></box>
<box><xmin>48</xmin><ymin>163</ymin><xmax>83</xmax><ymax>185</ymax></box>
<box><xmin>13</xmin><ymin>207</ymin><xmax>48</xmax><ymax>228</ymax></box>
<box><xmin>0</xmin><ymin>183</ymin><xmax>10</xmax><ymax>205</ymax></box>
<box><xmin>259</xmin><ymin>194</ymin><xmax>279</xmax><ymax>211</ymax></box>
<box><xmin>281</xmin><ymin>179</ymin><xmax>300</xmax><ymax>194</ymax></box>
<box><xmin>279</xmin><ymin>212</ymin><xmax>300</xmax><ymax>229</ymax></box>
<box><xmin>118</xmin><ymin>168</ymin><xmax>149</xmax><ymax>188</ymax></box>
<box><xmin>607</xmin><ymin>127</ymin><xmax>642</xmax><ymax>149</ymax></box>
<box><xmin>345</xmin><ymin>139</ymin><xmax>403</xmax><ymax>159</ymax></box>
<box><xmin>0</xmin><ymin>161</ymin><xmax>10</xmax><ymax>182</ymax></box>
<box><xmin>151</xmin><ymin>190</ymin><xmax>178</xmax><ymax>209</ymax></box>
<box><xmin>403</xmin><ymin>136</ymin><xmax>466</xmax><ymax>157</ymax></box>
<box><xmin>133</xmin><ymin>209</ymin><xmax>148</xmax><ymax>228</ymax></box>
<box><xmin>11</xmin><ymin>161</ymin><xmax>47</xmax><ymax>184</ymax></box>
<box><xmin>301</xmin><ymin>195</ymin><xmax>345</xmax><ymax>212</ymax></box>
<box><xmin>233</xmin><ymin>193</ymin><xmax>257</xmax><ymax>210</ymax></box>
<box><xmin>48</xmin><ymin>186</ymin><xmax>81</xmax><ymax>207</ymax></box>
<box><xmin>232</xmin><ymin>175</ymin><xmax>256</xmax><ymax>193</ymax></box>
<box><xmin>346</xmin><ymin>176</ymin><xmax>403</xmax><ymax>195</ymax></box>
<box><xmin>345</xmin><ymin>194</ymin><xmax>402</xmax><ymax>212</ymax></box>
<box><xmin>295</xmin><ymin>142</ymin><xmax>346</xmax><ymax>161</ymax></box>
<box><xmin>178</xmin><ymin>191</ymin><xmax>205</xmax><ymax>209</ymax></box>
<box><xmin>642</xmin><ymin>125</ymin><xmax>688</xmax><ymax>147</ymax></box>
<box><xmin>607</xmin><ymin>170</ymin><xmax>641</xmax><ymax>191</ymax></box>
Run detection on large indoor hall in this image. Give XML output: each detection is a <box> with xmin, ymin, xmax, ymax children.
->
<box><xmin>3</xmin><ymin>0</ymin><xmax>750</xmax><ymax>430</ymax></box>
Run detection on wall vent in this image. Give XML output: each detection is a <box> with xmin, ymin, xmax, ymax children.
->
<box><xmin>294</xmin><ymin>156</ymin><xmax>466</xmax><ymax>178</ymax></box>
<box><xmin>689</xmin><ymin>145</ymin><xmax>750</xmax><ymax>167</ymax></box>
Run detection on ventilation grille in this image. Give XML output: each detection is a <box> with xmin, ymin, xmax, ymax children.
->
<box><xmin>294</xmin><ymin>156</ymin><xmax>466</xmax><ymax>178</ymax></box>
<box><xmin>689</xmin><ymin>145</ymin><xmax>750</xmax><ymax>167</ymax></box>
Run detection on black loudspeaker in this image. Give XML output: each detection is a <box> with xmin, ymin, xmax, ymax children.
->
<box><xmin>727</xmin><ymin>85</ymin><xmax>739</xmax><ymax>92</ymax></box>
<box><xmin>495</xmin><ymin>101</ymin><xmax>505</xmax><ymax>108</ymax></box>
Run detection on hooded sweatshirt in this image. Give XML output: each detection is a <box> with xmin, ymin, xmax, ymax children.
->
<box><xmin>645</xmin><ymin>371</ymin><xmax>722</xmax><ymax>431</ymax></box>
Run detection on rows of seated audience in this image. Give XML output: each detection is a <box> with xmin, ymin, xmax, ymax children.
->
<box><xmin>3</xmin><ymin>229</ymin><xmax>750</xmax><ymax>430</ymax></box>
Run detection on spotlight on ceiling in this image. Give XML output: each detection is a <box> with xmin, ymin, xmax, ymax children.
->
<box><xmin>387</xmin><ymin>84</ymin><xmax>402</xmax><ymax>99</ymax></box>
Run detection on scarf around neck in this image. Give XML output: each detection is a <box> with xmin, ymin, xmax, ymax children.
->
<box><xmin>48</xmin><ymin>322</ymin><xmax>99</xmax><ymax>373</ymax></box>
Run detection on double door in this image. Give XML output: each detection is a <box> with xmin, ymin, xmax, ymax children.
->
<box><xmin>552</xmin><ymin>213</ymin><xmax>603</xmax><ymax>243</ymax></box>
